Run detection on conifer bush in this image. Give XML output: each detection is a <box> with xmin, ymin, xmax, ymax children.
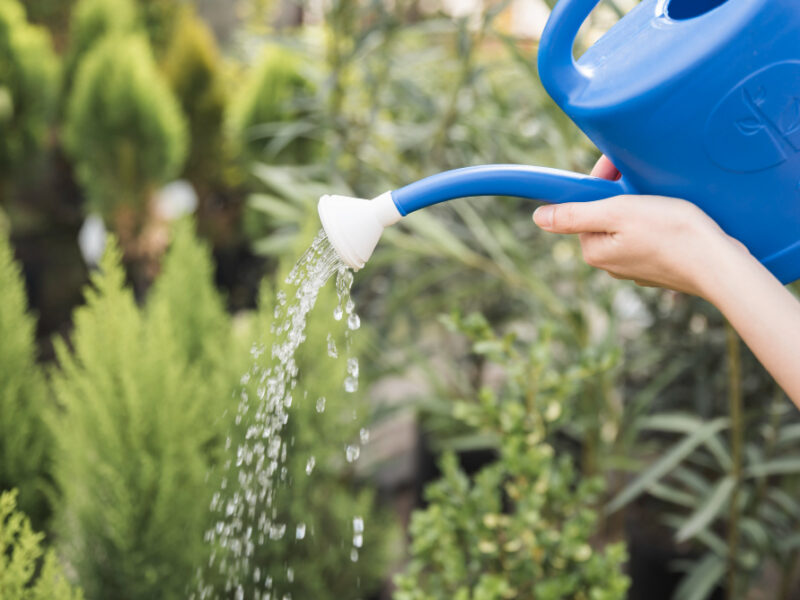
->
<box><xmin>64</xmin><ymin>0</ymin><xmax>139</xmax><ymax>88</ymax></box>
<box><xmin>63</xmin><ymin>33</ymin><xmax>187</xmax><ymax>220</ymax></box>
<box><xmin>228</xmin><ymin>44</ymin><xmax>320</xmax><ymax>165</ymax></box>
<box><xmin>0</xmin><ymin>0</ymin><xmax>59</xmax><ymax>189</ymax></box>
<box><xmin>0</xmin><ymin>230</ymin><xmax>50</xmax><ymax>528</ymax></box>
<box><xmin>163</xmin><ymin>8</ymin><xmax>227</xmax><ymax>187</ymax></box>
<box><xmin>50</xmin><ymin>224</ymin><xmax>243</xmax><ymax>600</ymax></box>
<box><xmin>0</xmin><ymin>490</ymin><xmax>83</xmax><ymax>600</ymax></box>
<box><xmin>394</xmin><ymin>313</ymin><xmax>630</xmax><ymax>600</ymax></box>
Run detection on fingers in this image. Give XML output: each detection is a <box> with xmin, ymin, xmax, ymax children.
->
<box><xmin>533</xmin><ymin>201</ymin><xmax>620</xmax><ymax>234</ymax></box>
<box><xmin>591</xmin><ymin>155</ymin><xmax>621</xmax><ymax>181</ymax></box>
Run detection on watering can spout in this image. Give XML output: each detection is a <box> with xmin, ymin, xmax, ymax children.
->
<box><xmin>318</xmin><ymin>191</ymin><xmax>402</xmax><ymax>271</ymax></box>
<box><xmin>318</xmin><ymin>164</ymin><xmax>628</xmax><ymax>270</ymax></box>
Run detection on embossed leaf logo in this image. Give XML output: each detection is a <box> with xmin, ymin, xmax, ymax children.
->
<box><xmin>736</xmin><ymin>118</ymin><xmax>765</xmax><ymax>135</ymax></box>
<box><xmin>780</xmin><ymin>97</ymin><xmax>800</xmax><ymax>134</ymax></box>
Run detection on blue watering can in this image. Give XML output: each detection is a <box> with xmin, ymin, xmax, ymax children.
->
<box><xmin>319</xmin><ymin>0</ymin><xmax>800</xmax><ymax>284</ymax></box>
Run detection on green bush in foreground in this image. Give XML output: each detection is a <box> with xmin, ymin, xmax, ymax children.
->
<box><xmin>395</xmin><ymin>314</ymin><xmax>630</xmax><ymax>600</ymax></box>
<box><xmin>0</xmin><ymin>230</ymin><xmax>50</xmax><ymax>528</ymax></box>
<box><xmin>50</xmin><ymin>225</ymin><xmax>241</xmax><ymax>600</ymax></box>
<box><xmin>0</xmin><ymin>490</ymin><xmax>83</xmax><ymax>600</ymax></box>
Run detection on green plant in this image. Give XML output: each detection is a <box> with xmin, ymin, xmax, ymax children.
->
<box><xmin>0</xmin><ymin>0</ymin><xmax>59</xmax><ymax>192</ymax></box>
<box><xmin>0</xmin><ymin>229</ymin><xmax>50</xmax><ymax>528</ymax></box>
<box><xmin>64</xmin><ymin>33</ymin><xmax>187</xmax><ymax>221</ymax></box>
<box><xmin>162</xmin><ymin>7</ymin><xmax>227</xmax><ymax>187</ymax></box>
<box><xmin>50</xmin><ymin>225</ymin><xmax>243</xmax><ymax>600</ymax></box>
<box><xmin>228</xmin><ymin>43</ymin><xmax>320</xmax><ymax>165</ymax></box>
<box><xmin>136</xmin><ymin>0</ymin><xmax>181</xmax><ymax>56</ymax></box>
<box><xmin>0</xmin><ymin>490</ymin><xmax>83</xmax><ymax>600</ymax></box>
<box><xmin>394</xmin><ymin>313</ymin><xmax>630</xmax><ymax>600</ymax></box>
<box><xmin>64</xmin><ymin>0</ymin><xmax>139</xmax><ymax>88</ymax></box>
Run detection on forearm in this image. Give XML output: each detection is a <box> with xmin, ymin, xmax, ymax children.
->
<box><xmin>700</xmin><ymin>241</ymin><xmax>800</xmax><ymax>405</ymax></box>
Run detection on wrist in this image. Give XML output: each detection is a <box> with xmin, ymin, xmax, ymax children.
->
<box><xmin>694</xmin><ymin>231</ymin><xmax>760</xmax><ymax>306</ymax></box>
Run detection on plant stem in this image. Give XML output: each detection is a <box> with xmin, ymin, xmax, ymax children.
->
<box><xmin>726</xmin><ymin>321</ymin><xmax>743</xmax><ymax>600</ymax></box>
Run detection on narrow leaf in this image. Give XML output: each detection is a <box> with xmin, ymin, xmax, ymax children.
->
<box><xmin>675</xmin><ymin>476</ymin><xmax>735</xmax><ymax>542</ymax></box>
<box><xmin>606</xmin><ymin>417</ymin><xmax>729</xmax><ymax>514</ymax></box>
<box><xmin>673</xmin><ymin>553</ymin><xmax>726</xmax><ymax>600</ymax></box>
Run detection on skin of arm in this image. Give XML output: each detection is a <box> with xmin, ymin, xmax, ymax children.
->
<box><xmin>532</xmin><ymin>156</ymin><xmax>800</xmax><ymax>405</ymax></box>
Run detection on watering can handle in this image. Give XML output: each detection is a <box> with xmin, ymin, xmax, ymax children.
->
<box><xmin>391</xmin><ymin>164</ymin><xmax>630</xmax><ymax>215</ymax></box>
<box><xmin>537</xmin><ymin>0</ymin><xmax>603</xmax><ymax>104</ymax></box>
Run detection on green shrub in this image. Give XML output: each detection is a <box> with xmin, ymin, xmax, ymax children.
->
<box><xmin>63</xmin><ymin>33</ymin><xmax>187</xmax><ymax>219</ymax></box>
<box><xmin>50</xmin><ymin>225</ymin><xmax>242</xmax><ymax>600</ymax></box>
<box><xmin>64</xmin><ymin>0</ymin><xmax>139</xmax><ymax>88</ymax></box>
<box><xmin>228</xmin><ymin>44</ymin><xmax>320</xmax><ymax>165</ymax></box>
<box><xmin>394</xmin><ymin>313</ymin><xmax>630</xmax><ymax>600</ymax></box>
<box><xmin>0</xmin><ymin>490</ymin><xmax>83</xmax><ymax>600</ymax></box>
<box><xmin>0</xmin><ymin>0</ymin><xmax>59</xmax><ymax>188</ymax></box>
<box><xmin>163</xmin><ymin>8</ymin><xmax>227</xmax><ymax>186</ymax></box>
<box><xmin>137</xmin><ymin>0</ymin><xmax>181</xmax><ymax>56</ymax></box>
<box><xmin>0</xmin><ymin>230</ymin><xmax>50</xmax><ymax>528</ymax></box>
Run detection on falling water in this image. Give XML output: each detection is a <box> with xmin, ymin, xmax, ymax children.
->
<box><xmin>194</xmin><ymin>230</ymin><xmax>367</xmax><ymax>600</ymax></box>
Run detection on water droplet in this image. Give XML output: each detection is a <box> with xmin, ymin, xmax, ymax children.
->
<box><xmin>269</xmin><ymin>523</ymin><xmax>286</xmax><ymax>540</ymax></box>
<box><xmin>359</xmin><ymin>428</ymin><xmax>370</xmax><ymax>444</ymax></box>
<box><xmin>286</xmin><ymin>567</ymin><xmax>294</xmax><ymax>583</ymax></box>
<box><xmin>333</xmin><ymin>305</ymin><xmax>343</xmax><ymax>321</ymax></box>
<box><xmin>350</xmin><ymin>549</ymin><xmax>359</xmax><ymax>562</ymax></box>
<box><xmin>347</xmin><ymin>313</ymin><xmax>361</xmax><ymax>330</ymax></box>
<box><xmin>346</xmin><ymin>445</ymin><xmax>360</xmax><ymax>463</ymax></box>
<box><xmin>353</xmin><ymin>516</ymin><xmax>364</xmax><ymax>533</ymax></box>
<box><xmin>315</xmin><ymin>397</ymin><xmax>326</xmax><ymax>413</ymax></box>
<box><xmin>296</xmin><ymin>523</ymin><xmax>306</xmax><ymax>540</ymax></box>
<box><xmin>344</xmin><ymin>377</ymin><xmax>358</xmax><ymax>393</ymax></box>
<box><xmin>353</xmin><ymin>533</ymin><xmax>363</xmax><ymax>548</ymax></box>
<box><xmin>326</xmin><ymin>333</ymin><xmax>338</xmax><ymax>358</ymax></box>
<box><xmin>305</xmin><ymin>456</ymin><xmax>316</xmax><ymax>475</ymax></box>
<box><xmin>235</xmin><ymin>585</ymin><xmax>244</xmax><ymax>600</ymax></box>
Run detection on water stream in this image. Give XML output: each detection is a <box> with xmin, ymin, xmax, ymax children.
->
<box><xmin>194</xmin><ymin>231</ymin><xmax>365</xmax><ymax>600</ymax></box>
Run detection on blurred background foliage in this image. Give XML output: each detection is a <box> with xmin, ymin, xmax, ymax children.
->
<box><xmin>1</xmin><ymin>0</ymin><xmax>799</xmax><ymax>599</ymax></box>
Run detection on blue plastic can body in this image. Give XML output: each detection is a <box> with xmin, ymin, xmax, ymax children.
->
<box><xmin>539</xmin><ymin>0</ymin><xmax>800</xmax><ymax>283</ymax></box>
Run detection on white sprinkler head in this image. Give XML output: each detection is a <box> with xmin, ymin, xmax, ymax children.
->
<box><xmin>317</xmin><ymin>191</ymin><xmax>403</xmax><ymax>270</ymax></box>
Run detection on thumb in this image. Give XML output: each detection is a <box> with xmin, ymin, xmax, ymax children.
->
<box><xmin>533</xmin><ymin>201</ymin><xmax>617</xmax><ymax>234</ymax></box>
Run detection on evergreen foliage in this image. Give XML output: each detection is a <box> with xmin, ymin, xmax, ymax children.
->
<box><xmin>0</xmin><ymin>490</ymin><xmax>83</xmax><ymax>600</ymax></box>
<box><xmin>163</xmin><ymin>8</ymin><xmax>227</xmax><ymax>186</ymax></box>
<box><xmin>64</xmin><ymin>0</ymin><xmax>139</xmax><ymax>88</ymax></box>
<box><xmin>394</xmin><ymin>313</ymin><xmax>630</xmax><ymax>600</ymax></box>
<box><xmin>137</xmin><ymin>0</ymin><xmax>181</xmax><ymax>56</ymax></box>
<box><xmin>63</xmin><ymin>34</ymin><xmax>187</xmax><ymax>218</ymax></box>
<box><xmin>0</xmin><ymin>230</ymin><xmax>50</xmax><ymax>528</ymax></box>
<box><xmin>0</xmin><ymin>0</ymin><xmax>59</xmax><ymax>185</ymax></box>
<box><xmin>50</xmin><ymin>227</ymin><xmax>242</xmax><ymax>600</ymax></box>
<box><xmin>228</xmin><ymin>44</ymin><xmax>320</xmax><ymax>165</ymax></box>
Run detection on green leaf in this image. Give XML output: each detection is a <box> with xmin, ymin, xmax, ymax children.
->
<box><xmin>249</xmin><ymin>193</ymin><xmax>305</xmax><ymax>221</ymax></box>
<box><xmin>675</xmin><ymin>476</ymin><xmax>735</xmax><ymax>543</ymax></box>
<box><xmin>745</xmin><ymin>456</ymin><xmax>800</xmax><ymax>478</ymax></box>
<box><xmin>606</xmin><ymin>417</ymin><xmax>729</xmax><ymax>514</ymax></box>
<box><xmin>672</xmin><ymin>553</ymin><xmax>726</xmax><ymax>600</ymax></box>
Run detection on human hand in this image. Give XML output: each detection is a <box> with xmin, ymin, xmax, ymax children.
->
<box><xmin>532</xmin><ymin>156</ymin><xmax>750</xmax><ymax>298</ymax></box>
